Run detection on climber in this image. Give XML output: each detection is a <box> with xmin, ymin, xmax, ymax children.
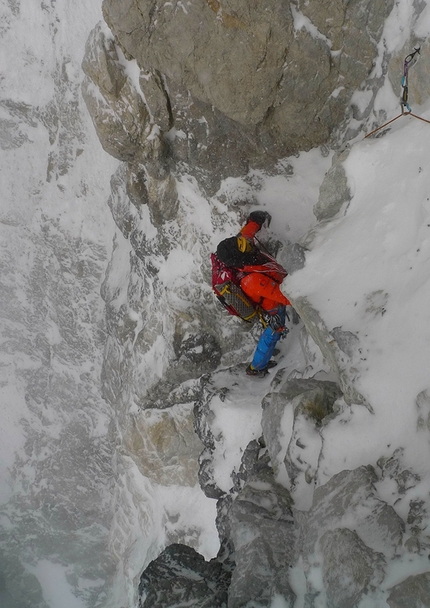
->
<box><xmin>216</xmin><ymin>210</ymin><xmax>292</xmax><ymax>377</ymax></box>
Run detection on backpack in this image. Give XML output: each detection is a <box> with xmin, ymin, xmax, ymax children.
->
<box><xmin>211</xmin><ymin>253</ymin><xmax>259</xmax><ymax>323</ymax></box>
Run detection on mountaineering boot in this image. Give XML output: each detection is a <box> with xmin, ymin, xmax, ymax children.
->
<box><xmin>246</xmin><ymin>365</ymin><xmax>268</xmax><ymax>378</ymax></box>
<box><xmin>246</xmin><ymin>360</ymin><xmax>277</xmax><ymax>377</ymax></box>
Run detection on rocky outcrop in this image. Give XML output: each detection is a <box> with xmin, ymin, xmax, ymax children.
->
<box><xmin>302</xmin><ymin>466</ymin><xmax>404</xmax><ymax>559</ymax></box>
<box><xmin>312</xmin><ymin>147</ymin><xmax>352</xmax><ymax>222</ymax></box>
<box><xmin>138</xmin><ymin>543</ymin><xmax>231</xmax><ymax>607</ymax></box>
<box><xmin>262</xmin><ymin>377</ymin><xmax>341</xmax><ymax>463</ymax></box>
<box><xmin>81</xmin><ymin>22</ymin><xmax>153</xmax><ymax>163</ymax></box>
<box><xmin>82</xmin><ymin>23</ymin><xmax>179</xmax><ymax>223</ymax></box>
<box><xmin>319</xmin><ymin>528</ymin><xmax>386</xmax><ymax>608</ymax></box>
<box><xmin>137</xmin><ymin>448</ymin><xmax>417</xmax><ymax>607</ymax></box>
<box><xmin>387</xmin><ymin>572</ymin><xmax>430</xmax><ymax>608</ymax></box>
<box><xmin>227</xmin><ymin>455</ymin><xmax>296</xmax><ymax>608</ymax></box>
<box><xmin>80</xmin><ymin>1</ymin><xmax>397</xmax><ymax>197</ymax></box>
<box><xmin>101</xmin><ymin>0</ymin><xmax>392</xmax><ymax>164</ymax></box>
<box><xmin>78</xmin><ymin>3</ymin><xmax>430</xmax><ymax>607</ymax></box>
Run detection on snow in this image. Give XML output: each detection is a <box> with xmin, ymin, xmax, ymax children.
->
<box><xmin>2</xmin><ymin>0</ymin><xmax>430</xmax><ymax>606</ymax></box>
<box><xmin>287</xmin><ymin>108</ymin><xmax>430</xmax><ymax>486</ymax></box>
<box><xmin>207</xmin><ymin>371</ymin><xmax>267</xmax><ymax>492</ymax></box>
<box><xmin>27</xmin><ymin>561</ymin><xmax>88</xmax><ymax>608</ymax></box>
<box><xmin>290</xmin><ymin>5</ymin><xmax>332</xmax><ymax>48</ymax></box>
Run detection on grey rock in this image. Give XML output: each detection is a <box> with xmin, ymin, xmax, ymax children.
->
<box><xmin>230</xmin><ymin>438</ymin><xmax>265</xmax><ymax>493</ymax></box>
<box><xmin>125</xmin><ymin>163</ymin><xmax>149</xmax><ymax>209</ymax></box>
<box><xmin>416</xmin><ymin>389</ymin><xmax>430</xmax><ymax>432</ymax></box>
<box><xmin>377</xmin><ymin>447</ymin><xmax>421</xmax><ymax>496</ymax></box>
<box><xmin>123</xmin><ymin>404</ymin><xmax>203</xmax><ymax>487</ymax></box>
<box><xmin>303</xmin><ymin>466</ymin><xmax>405</xmax><ymax>559</ymax></box>
<box><xmin>297</xmin><ymin>466</ymin><xmax>407</xmax><ymax>606</ymax></box>
<box><xmin>101</xmin><ymin>0</ymin><xmax>393</xmax><ymax>167</ymax></box>
<box><xmin>81</xmin><ymin>22</ymin><xmax>159</xmax><ymax>164</ymax></box>
<box><xmin>320</xmin><ymin>528</ymin><xmax>386</xmax><ymax>608</ymax></box>
<box><xmin>193</xmin><ymin>377</ymin><xmax>227</xmax><ymax>499</ymax></box>
<box><xmin>138</xmin><ymin>543</ymin><xmax>231</xmax><ymax>608</ymax></box>
<box><xmin>139</xmin><ymin>69</ymin><xmax>173</xmax><ymax>132</ymax></box>
<box><xmin>163</xmin><ymin>77</ymin><xmax>260</xmax><ymax>192</ymax></box>
<box><xmin>107</xmin><ymin>164</ymin><xmax>139</xmax><ymax>238</ymax></box>
<box><xmin>387</xmin><ymin>572</ymin><xmax>430</xmax><ymax>608</ymax></box>
<box><xmin>262</xmin><ymin>378</ymin><xmax>342</xmax><ymax>476</ymax></box>
<box><xmin>331</xmin><ymin>327</ymin><xmax>360</xmax><ymax>359</ymax></box>
<box><xmin>174</xmin><ymin>329</ymin><xmax>222</xmax><ymax>370</ymax></box>
<box><xmin>82</xmin><ymin>24</ymin><xmax>178</xmax><ymax>226</ymax></box>
<box><xmin>283</xmin><ymin>379</ymin><xmax>342</xmax><ymax>490</ymax></box>
<box><xmin>298</xmin><ymin>325</ymin><xmax>331</xmax><ymax>371</ymax></box>
<box><xmin>145</xmin><ymin>170</ymin><xmax>179</xmax><ymax>225</ymax></box>
<box><xmin>313</xmin><ymin>148</ymin><xmax>352</xmax><ymax>222</ymax></box>
<box><xmin>228</xmin><ymin>456</ymin><xmax>296</xmax><ymax>608</ymax></box>
<box><xmin>279</xmin><ymin>241</ymin><xmax>307</xmax><ymax>275</ymax></box>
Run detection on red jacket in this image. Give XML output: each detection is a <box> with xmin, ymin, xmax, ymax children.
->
<box><xmin>238</xmin><ymin>219</ymin><xmax>291</xmax><ymax>309</ymax></box>
<box><xmin>239</xmin><ymin>220</ymin><xmax>288</xmax><ymax>284</ymax></box>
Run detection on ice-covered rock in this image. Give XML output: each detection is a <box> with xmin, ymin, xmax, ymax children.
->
<box><xmin>312</xmin><ymin>147</ymin><xmax>352</xmax><ymax>222</ymax></box>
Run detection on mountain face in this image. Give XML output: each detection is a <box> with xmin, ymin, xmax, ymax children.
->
<box><xmin>78</xmin><ymin>1</ymin><xmax>430</xmax><ymax>607</ymax></box>
<box><xmin>2</xmin><ymin>0</ymin><xmax>430</xmax><ymax>607</ymax></box>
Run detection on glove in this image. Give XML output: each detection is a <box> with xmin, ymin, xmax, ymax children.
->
<box><xmin>248</xmin><ymin>210</ymin><xmax>272</xmax><ymax>228</ymax></box>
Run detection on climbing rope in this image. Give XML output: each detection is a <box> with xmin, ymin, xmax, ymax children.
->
<box><xmin>364</xmin><ymin>47</ymin><xmax>430</xmax><ymax>139</ymax></box>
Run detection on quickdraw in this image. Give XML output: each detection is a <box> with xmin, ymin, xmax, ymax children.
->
<box><xmin>401</xmin><ymin>47</ymin><xmax>420</xmax><ymax>113</ymax></box>
<box><xmin>365</xmin><ymin>47</ymin><xmax>430</xmax><ymax>139</ymax></box>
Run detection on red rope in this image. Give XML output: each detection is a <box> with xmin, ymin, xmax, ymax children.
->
<box><xmin>408</xmin><ymin>112</ymin><xmax>430</xmax><ymax>125</ymax></box>
<box><xmin>364</xmin><ymin>113</ymin><xmax>403</xmax><ymax>138</ymax></box>
<box><xmin>364</xmin><ymin>111</ymin><xmax>430</xmax><ymax>139</ymax></box>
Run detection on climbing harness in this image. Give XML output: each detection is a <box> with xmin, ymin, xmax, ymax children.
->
<box><xmin>365</xmin><ymin>47</ymin><xmax>430</xmax><ymax>139</ymax></box>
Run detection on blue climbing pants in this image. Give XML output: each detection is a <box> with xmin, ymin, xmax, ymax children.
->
<box><xmin>250</xmin><ymin>306</ymin><xmax>286</xmax><ymax>370</ymax></box>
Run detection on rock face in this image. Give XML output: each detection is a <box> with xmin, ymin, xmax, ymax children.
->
<box><xmin>78</xmin><ymin>3</ymin><xmax>430</xmax><ymax>607</ymax></box>
<box><xmin>138</xmin><ymin>543</ymin><xmax>231</xmax><ymax>607</ymax></box>
<box><xmin>80</xmin><ymin>0</ymin><xmax>394</xmax><ymax>193</ymax></box>
<box><xmin>387</xmin><ymin>572</ymin><xmax>430</xmax><ymax>608</ymax></box>
<box><xmin>124</xmin><ymin>404</ymin><xmax>203</xmax><ymax>486</ymax></box>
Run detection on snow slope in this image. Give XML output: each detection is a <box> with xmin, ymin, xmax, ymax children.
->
<box><xmin>288</xmin><ymin>110</ymin><xmax>430</xmax><ymax>484</ymax></box>
<box><xmin>286</xmin><ymin>106</ymin><xmax>430</xmax><ymax>537</ymax></box>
